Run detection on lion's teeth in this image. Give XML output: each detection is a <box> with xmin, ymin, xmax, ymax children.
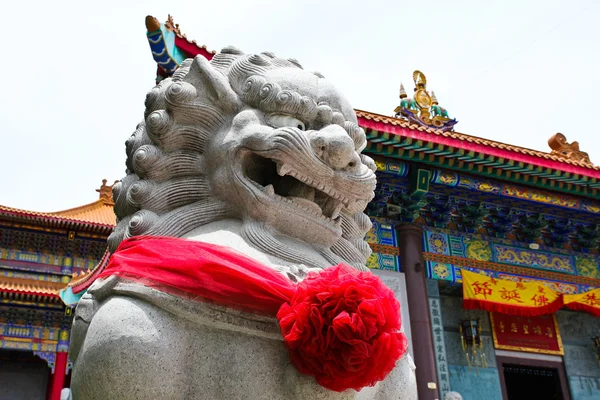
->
<box><xmin>331</xmin><ymin>203</ymin><xmax>343</xmax><ymax>220</ymax></box>
<box><xmin>264</xmin><ymin>184</ymin><xmax>275</xmax><ymax>196</ymax></box>
<box><xmin>289</xmin><ymin>196</ymin><xmax>322</xmax><ymax>215</ymax></box>
<box><xmin>276</xmin><ymin>163</ymin><xmax>291</xmax><ymax>176</ymax></box>
<box><xmin>321</xmin><ymin>197</ymin><xmax>340</xmax><ymax>219</ymax></box>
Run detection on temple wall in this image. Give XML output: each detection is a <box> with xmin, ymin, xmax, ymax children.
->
<box><xmin>556</xmin><ymin>310</ymin><xmax>600</xmax><ymax>400</ymax></box>
<box><xmin>439</xmin><ymin>294</ymin><xmax>503</xmax><ymax>400</ymax></box>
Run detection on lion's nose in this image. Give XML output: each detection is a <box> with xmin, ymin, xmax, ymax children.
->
<box><xmin>309</xmin><ymin>125</ymin><xmax>361</xmax><ymax>172</ymax></box>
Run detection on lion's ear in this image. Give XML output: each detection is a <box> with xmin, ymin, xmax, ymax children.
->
<box><xmin>189</xmin><ymin>55</ymin><xmax>242</xmax><ymax>113</ymax></box>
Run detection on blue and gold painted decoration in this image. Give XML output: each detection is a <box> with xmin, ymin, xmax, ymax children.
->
<box><xmin>426</xmin><ymin>231</ymin><xmax>450</xmax><ymax>255</ymax></box>
<box><xmin>429</xmin><ymin>262</ymin><xmax>453</xmax><ymax>281</ymax></box>
<box><xmin>0</xmin><ymin>250</ymin><xmax>98</xmax><ymax>271</ymax></box>
<box><xmin>448</xmin><ymin>235</ymin><xmax>466</xmax><ymax>257</ymax></box>
<box><xmin>0</xmin><ymin>227</ymin><xmax>105</xmax><ymax>270</ymax></box>
<box><xmin>57</xmin><ymin>329</ymin><xmax>70</xmax><ymax>352</ymax></box>
<box><xmin>366</xmin><ymin>252</ymin><xmax>399</xmax><ymax>271</ymax></box>
<box><xmin>431</xmin><ymin>170</ymin><xmax>501</xmax><ymax>194</ymax></box>
<box><xmin>0</xmin><ymin>269</ymin><xmax>64</xmax><ymax>282</ymax></box>
<box><xmin>430</xmin><ymin>168</ymin><xmax>600</xmax><ymax>216</ymax></box>
<box><xmin>575</xmin><ymin>256</ymin><xmax>600</xmax><ymax>278</ymax></box>
<box><xmin>424</xmin><ymin>228</ymin><xmax>600</xmax><ymax>286</ymax></box>
<box><xmin>0</xmin><ymin>303</ymin><xmax>71</xmax><ymax>354</ymax></box>
<box><xmin>366</xmin><ymin>218</ymin><xmax>400</xmax><ymax>271</ymax></box>
<box><xmin>464</xmin><ymin>239</ymin><xmax>493</xmax><ymax>261</ymax></box>
<box><xmin>0</xmin><ymin>323</ymin><xmax>60</xmax><ymax>352</ymax></box>
<box><xmin>374</xmin><ymin>160</ymin><xmax>409</xmax><ymax>177</ymax></box>
<box><xmin>493</xmin><ymin>243</ymin><xmax>574</xmax><ymax>274</ymax></box>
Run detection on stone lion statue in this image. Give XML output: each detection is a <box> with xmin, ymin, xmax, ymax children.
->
<box><xmin>70</xmin><ymin>48</ymin><xmax>417</xmax><ymax>399</ymax></box>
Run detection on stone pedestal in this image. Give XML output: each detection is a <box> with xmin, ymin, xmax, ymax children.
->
<box><xmin>396</xmin><ymin>224</ymin><xmax>439</xmax><ymax>400</ymax></box>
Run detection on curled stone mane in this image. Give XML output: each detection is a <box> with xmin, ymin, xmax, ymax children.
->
<box><xmin>108</xmin><ymin>48</ymin><xmax>376</xmax><ymax>272</ymax></box>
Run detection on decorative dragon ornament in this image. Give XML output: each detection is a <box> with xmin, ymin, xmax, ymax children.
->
<box><xmin>70</xmin><ymin>49</ymin><xmax>417</xmax><ymax>399</ymax></box>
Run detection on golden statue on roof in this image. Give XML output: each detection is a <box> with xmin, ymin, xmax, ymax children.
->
<box><xmin>394</xmin><ymin>70</ymin><xmax>457</xmax><ymax>131</ymax></box>
<box><xmin>548</xmin><ymin>133</ymin><xmax>593</xmax><ymax>166</ymax></box>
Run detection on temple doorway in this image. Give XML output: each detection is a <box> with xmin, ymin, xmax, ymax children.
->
<box><xmin>0</xmin><ymin>349</ymin><xmax>49</xmax><ymax>400</ymax></box>
<box><xmin>497</xmin><ymin>356</ymin><xmax>571</xmax><ymax>400</ymax></box>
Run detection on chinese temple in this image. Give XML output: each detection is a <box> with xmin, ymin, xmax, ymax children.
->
<box><xmin>3</xmin><ymin>13</ymin><xmax>600</xmax><ymax>400</ymax></box>
<box><xmin>0</xmin><ymin>180</ymin><xmax>116</xmax><ymax>399</ymax></box>
<box><xmin>142</xmin><ymin>14</ymin><xmax>600</xmax><ymax>400</ymax></box>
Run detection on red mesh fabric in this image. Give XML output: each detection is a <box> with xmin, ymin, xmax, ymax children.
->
<box><xmin>98</xmin><ymin>236</ymin><xmax>295</xmax><ymax>315</ymax></box>
<box><xmin>98</xmin><ymin>236</ymin><xmax>408</xmax><ymax>392</ymax></box>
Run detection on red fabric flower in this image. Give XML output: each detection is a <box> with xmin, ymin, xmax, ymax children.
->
<box><xmin>277</xmin><ymin>264</ymin><xmax>408</xmax><ymax>392</ymax></box>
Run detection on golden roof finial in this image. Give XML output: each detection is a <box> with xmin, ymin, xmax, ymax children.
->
<box><xmin>431</xmin><ymin>91</ymin><xmax>439</xmax><ymax>105</ymax></box>
<box><xmin>548</xmin><ymin>133</ymin><xmax>593</xmax><ymax>166</ymax></box>
<box><xmin>145</xmin><ymin>15</ymin><xmax>161</xmax><ymax>32</ymax></box>
<box><xmin>413</xmin><ymin>70</ymin><xmax>427</xmax><ymax>89</ymax></box>
<box><xmin>96</xmin><ymin>179</ymin><xmax>118</xmax><ymax>205</ymax></box>
<box><xmin>399</xmin><ymin>83</ymin><xmax>407</xmax><ymax>99</ymax></box>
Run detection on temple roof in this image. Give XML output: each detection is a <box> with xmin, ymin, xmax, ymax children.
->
<box><xmin>0</xmin><ymin>276</ymin><xmax>64</xmax><ymax>303</ymax></box>
<box><xmin>359</xmin><ymin>110</ymin><xmax>600</xmax><ymax>198</ymax></box>
<box><xmin>68</xmin><ymin>250</ymin><xmax>110</xmax><ymax>293</ymax></box>
<box><xmin>0</xmin><ymin>180</ymin><xmax>117</xmax><ymax>233</ymax></box>
<box><xmin>159</xmin><ymin>14</ymin><xmax>217</xmax><ymax>57</ymax></box>
<box><xmin>358</xmin><ymin>110</ymin><xmax>597</xmax><ymax>171</ymax></box>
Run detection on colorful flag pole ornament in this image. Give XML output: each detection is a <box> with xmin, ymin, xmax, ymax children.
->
<box><xmin>98</xmin><ymin>237</ymin><xmax>408</xmax><ymax>392</ymax></box>
<box><xmin>462</xmin><ymin>270</ymin><xmax>563</xmax><ymax>316</ymax></box>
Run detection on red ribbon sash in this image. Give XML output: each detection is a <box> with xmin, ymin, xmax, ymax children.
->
<box><xmin>98</xmin><ymin>236</ymin><xmax>295</xmax><ymax>315</ymax></box>
<box><xmin>98</xmin><ymin>236</ymin><xmax>407</xmax><ymax>392</ymax></box>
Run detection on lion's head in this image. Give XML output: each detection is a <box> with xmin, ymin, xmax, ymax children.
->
<box><xmin>109</xmin><ymin>47</ymin><xmax>377</xmax><ymax>271</ymax></box>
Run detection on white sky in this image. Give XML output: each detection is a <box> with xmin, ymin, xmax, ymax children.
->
<box><xmin>1</xmin><ymin>0</ymin><xmax>598</xmax><ymax>211</ymax></box>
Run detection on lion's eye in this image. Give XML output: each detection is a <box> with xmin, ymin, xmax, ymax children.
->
<box><xmin>267</xmin><ymin>114</ymin><xmax>306</xmax><ymax>131</ymax></box>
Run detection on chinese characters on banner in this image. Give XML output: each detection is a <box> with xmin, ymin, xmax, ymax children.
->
<box><xmin>429</xmin><ymin>298</ymin><xmax>450</xmax><ymax>397</ymax></box>
<box><xmin>564</xmin><ymin>288</ymin><xmax>600</xmax><ymax>317</ymax></box>
<box><xmin>489</xmin><ymin>312</ymin><xmax>564</xmax><ymax>355</ymax></box>
<box><xmin>462</xmin><ymin>270</ymin><xmax>563</xmax><ymax>316</ymax></box>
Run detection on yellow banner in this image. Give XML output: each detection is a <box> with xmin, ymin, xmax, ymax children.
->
<box><xmin>564</xmin><ymin>288</ymin><xmax>600</xmax><ymax>317</ymax></box>
<box><xmin>462</xmin><ymin>270</ymin><xmax>563</xmax><ymax>316</ymax></box>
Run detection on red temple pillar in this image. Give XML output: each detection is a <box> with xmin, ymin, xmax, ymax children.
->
<box><xmin>48</xmin><ymin>351</ymin><xmax>68</xmax><ymax>400</ymax></box>
<box><xmin>396</xmin><ymin>224</ymin><xmax>439</xmax><ymax>400</ymax></box>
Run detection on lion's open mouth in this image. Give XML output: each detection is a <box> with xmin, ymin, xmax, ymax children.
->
<box><xmin>242</xmin><ymin>153</ymin><xmax>346</xmax><ymax>223</ymax></box>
